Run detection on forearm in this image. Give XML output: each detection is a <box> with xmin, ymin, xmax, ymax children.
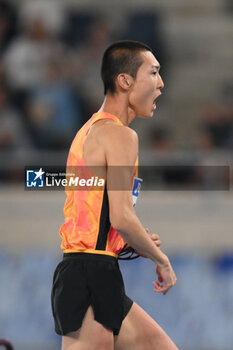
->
<box><xmin>112</xmin><ymin>211</ymin><xmax>168</xmax><ymax>266</ymax></box>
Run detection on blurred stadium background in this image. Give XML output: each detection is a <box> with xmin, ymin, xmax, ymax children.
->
<box><xmin>0</xmin><ymin>0</ymin><xmax>232</xmax><ymax>349</ymax></box>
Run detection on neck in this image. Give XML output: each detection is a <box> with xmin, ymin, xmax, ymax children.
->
<box><xmin>98</xmin><ymin>93</ymin><xmax>136</xmax><ymax>126</ymax></box>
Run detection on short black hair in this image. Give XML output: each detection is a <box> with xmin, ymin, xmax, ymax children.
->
<box><xmin>101</xmin><ymin>40</ymin><xmax>152</xmax><ymax>95</ymax></box>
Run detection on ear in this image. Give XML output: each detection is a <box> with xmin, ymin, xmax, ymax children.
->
<box><xmin>116</xmin><ymin>73</ymin><xmax>134</xmax><ymax>91</ymax></box>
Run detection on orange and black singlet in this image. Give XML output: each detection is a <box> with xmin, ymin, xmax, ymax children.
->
<box><xmin>59</xmin><ymin>112</ymin><xmax>138</xmax><ymax>258</ymax></box>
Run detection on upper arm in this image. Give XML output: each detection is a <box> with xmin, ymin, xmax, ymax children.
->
<box><xmin>101</xmin><ymin>125</ymin><xmax>138</xmax><ymax>227</ymax></box>
<box><xmin>104</xmin><ymin>125</ymin><xmax>138</xmax><ymax>167</ymax></box>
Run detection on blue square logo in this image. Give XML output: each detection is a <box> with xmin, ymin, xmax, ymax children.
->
<box><xmin>26</xmin><ymin>168</ymin><xmax>45</xmax><ymax>188</ymax></box>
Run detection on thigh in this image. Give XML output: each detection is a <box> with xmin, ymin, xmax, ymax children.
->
<box><xmin>62</xmin><ymin>306</ymin><xmax>114</xmax><ymax>350</ymax></box>
<box><xmin>114</xmin><ymin>303</ymin><xmax>179</xmax><ymax>350</ymax></box>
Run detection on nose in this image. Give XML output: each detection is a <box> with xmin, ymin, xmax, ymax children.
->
<box><xmin>158</xmin><ymin>73</ymin><xmax>164</xmax><ymax>90</ymax></box>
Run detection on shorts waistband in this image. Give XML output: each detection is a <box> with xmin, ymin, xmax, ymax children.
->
<box><xmin>63</xmin><ymin>252</ymin><xmax>118</xmax><ymax>263</ymax></box>
<box><xmin>63</xmin><ymin>248</ymin><xmax>118</xmax><ymax>258</ymax></box>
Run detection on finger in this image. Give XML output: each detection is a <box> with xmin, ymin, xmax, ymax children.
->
<box><xmin>145</xmin><ymin>228</ymin><xmax>149</xmax><ymax>233</ymax></box>
<box><xmin>152</xmin><ymin>281</ymin><xmax>165</xmax><ymax>292</ymax></box>
<box><xmin>153</xmin><ymin>285</ymin><xmax>163</xmax><ymax>293</ymax></box>
<box><xmin>153</xmin><ymin>281</ymin><xmax>171</xmax><ymax>294</ymax></box>
<box><xmin>150</xmin><ymin>234</ymin><xmax>159</xmax><ymax>239</ymax></box>
<box><xmin>152</xmin><ymin>281</ymin><xmax>162</xmax><ymax>289</ymax></box>
<box><xmin>154</xmin><ymin>286</ymin><xmax>166</xmax><ymax>293</ymax></box>
<box><xmin>153</xmin><ymin>281</ymin><xmax>161</xmax><ymax>287</ymax></box>
<box><xmin>154</xmin><ymin>240</ymin><xmax>161</xmax><ymax>247</ymax></box>
<box><xmin>150</xmin><ymin>238</ymin><xmax>161</xmax><ymax>247</ymax></box>
<box><xmin>157</xmin><ymin>285</ymin><xmax>170</xmax><ymax>294</ymax></box>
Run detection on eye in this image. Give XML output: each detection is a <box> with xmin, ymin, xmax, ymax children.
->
<box><xmin>152</xmin><ymin>71</ymin><xmax>157</xmax><ymax>76</ymax></box>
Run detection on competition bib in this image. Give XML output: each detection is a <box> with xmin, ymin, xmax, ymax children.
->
<box><xmin>132</xmin><ymin>177</ymin><xmax>143</xmax><ymax>206</ymax></box>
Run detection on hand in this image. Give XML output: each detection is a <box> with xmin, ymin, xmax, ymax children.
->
<box><xmin>146</xmin><ymin>228</ymin><xmax>161</xmax><ymax>248</ymax></box>
<box><xmin>153</xmin><ymin>258</ymin><xmax>177</xmax><ymax>295</ymax></box>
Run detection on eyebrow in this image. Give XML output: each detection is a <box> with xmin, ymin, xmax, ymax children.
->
<box><xmin>152</xmin><ymin>65</ymin><xmax>160</xmax><ymax>71</ymax></box>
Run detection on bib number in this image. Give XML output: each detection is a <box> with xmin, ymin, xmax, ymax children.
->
<box><xmin>132</xmin><ymin>177</ymin><xmax>143</xmax><ymax>206</ymax></box>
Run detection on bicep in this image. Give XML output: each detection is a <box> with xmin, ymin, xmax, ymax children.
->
<box><xmin>107</xmin><ymin>167</ymin><xmax>134</xmax><ymax>225</ymax></box>
<box><xmin>104</xmin><ymin>127</ymin><xmax>138</xmax><ymax>224</ymax></box>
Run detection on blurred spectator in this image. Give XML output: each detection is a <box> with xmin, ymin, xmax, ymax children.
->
<box><xmin>27</xmin><ymin>60</ymin><xmax>82</xmax><ymax>150</ymax></box>
<box><xmin>3</xmin><ymin>17</ymin><xmax>54</xmax><ymax>91</ymax></box>
<box><xmin>68</xmin><ymin>20</ymin><xmax>113</xmax><ymax>117</ymax></box>
<box><xmin>121</xmin><ymin>12</ymin><xmax>165</xmax><ymax>66</ymax></box>
<box><xmin>62</xmin><ymin>12</ymin><xmax>94</xmax><ymax>48</ymax></box>
<box><xmin>0</xmin><ymin>60</ymin><xmax>7</xmax><ymax>85</ymax></box>
<box><xmin>0</xmin><ymin>85</ymin><xmax>32</xmax><ymax>149</ymax></box>
<box><xmin>0</xmin><ymin>0</ymin><xmax>17</xmax><ymax>58</ymax></box>
<box><xmin>19</xmin><ymin>0</ymin><xmax>65</xmax><ymax>35</ymax></box>
<box><xmin>149</xmin><ymin>125</ymin><xmax>174</xmax><ymax>152</ymax></box>
<box><xmin>194</xmin><ymin>105</ymin><xmax>233</xmax><ymax>150</ymax></box>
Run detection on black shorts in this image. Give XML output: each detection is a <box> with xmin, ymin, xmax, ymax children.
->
<box><xmin>51</xmin><ymin>253</ymin><xmax>133</xmax><ymax>336</ymax></box>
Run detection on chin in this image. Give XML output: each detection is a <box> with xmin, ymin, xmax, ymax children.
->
<box><xmin>137</xmin><ymin>114</ymin><xmax>153</xmax><ymax>119</ymax></box>
<box><xmin>138</xmin><ymin>110</ymin><xmax>154</xmax><ymax>118</ymax></box>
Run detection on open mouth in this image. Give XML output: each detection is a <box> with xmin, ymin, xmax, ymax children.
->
<box><xmin>152</xmin><ymin>93</ymin><xmax>162</xmax><ymax>110</ymax></box>
<box><xmin>152</xmin><ymin>97</ymin><xmax>158</xmax><ymax>110</ymax></box>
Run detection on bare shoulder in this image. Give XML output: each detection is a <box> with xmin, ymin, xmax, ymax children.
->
<box><xmin>101</xmin><ymin>121</ymin><xmax>138</xmax><ymax>145</ymax></box>
<box><xmin>83</xmin><ymin>119</ymin><xmax>138</xmax><ymax>167</ymax></box>
<box><xmin>99</xmin><ymin>121</ymin><xmax>138</xmax><ymax>165</ymax></box>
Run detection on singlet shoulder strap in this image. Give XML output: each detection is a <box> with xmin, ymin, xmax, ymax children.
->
<box><xmin>74</xmin><ymin>112</ymin><xmax>124</xmax><ymax>160</ymax></box>
<box><xmin>88</xmin><ymin>112</ymin><xmax>124</xmax><ymax>129</ymax></box>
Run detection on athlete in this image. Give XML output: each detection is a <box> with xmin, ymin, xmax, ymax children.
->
<box><xmin>51</xmin><ymin>41</ymin><xmax>178</xmax><ymax>350</ymax></box>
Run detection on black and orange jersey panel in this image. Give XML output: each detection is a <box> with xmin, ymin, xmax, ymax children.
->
<box><xmin>59</xmin><ymin>112</ymin><xmax>138</xmax><ymax>258</ymax></box>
